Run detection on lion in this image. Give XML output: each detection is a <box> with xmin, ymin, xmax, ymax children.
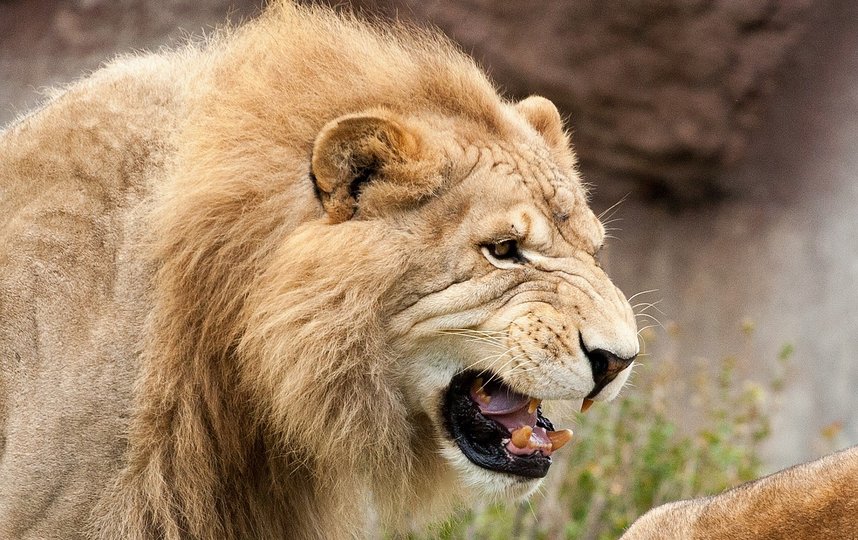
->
<box><xmin>622</xmin><ymin>445</ymin><xmax>858</xmax><ymax>539</ymax></box>
<box><xmin>0</xmin><ymin>3</ymin><xmax>639</xmax><ymax>539</ymax></box>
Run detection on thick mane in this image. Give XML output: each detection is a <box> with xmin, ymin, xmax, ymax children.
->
<box><xmin>2</xmin><ymin>3</ymin><xmax>646</xmax><ymax>538</ymax></box>
<box><xmin>224</xmin><ymin>2</ymin><xmax>506</xmax><ymax>141</ymax></box>
<box><xmin>94</xmin><ymin>3</ymin><xmax>503</xmax><ymax>538</ymax></box>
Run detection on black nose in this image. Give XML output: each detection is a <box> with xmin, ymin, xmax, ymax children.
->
<box><xmin>580</xmin><ymin>335</ymin><xmax>636</xmax><ymax>398</ymax></box>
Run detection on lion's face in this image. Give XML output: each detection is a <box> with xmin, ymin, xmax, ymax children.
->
<box><xmin>390</xmin><ymin>138</ymin><xmax>637</xmax><ymax>497</ymax></box>
<box><xmin>304</xmin><ymin>96</ymin><xmax>638</xmax><ymax>500</ymax></box>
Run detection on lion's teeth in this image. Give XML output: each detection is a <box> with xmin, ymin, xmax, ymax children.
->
<box><xmin>547</xmin><ymin>429</ymin><xmax>573</xmax><ymax>451</ymax></box>
<box><xmin>471</xmin><ymin>377</ymin><xmax>491</xmax><ymax>404</ymax></box>
<box><xmin>581</xmin><ymin>398</ymin><xmax>594</xmax><ymax>413</ymax></box>
<box><xmin>526</xmin><ymin>438</ymin><xmax>552</xmax><ymax>451</ymax></box>
<box><xmin>527</xmin><ymin>398</ymin><xmax>541</xmax><ymax>414</ymax></box>
<box><xmin>510</xmin><ymin>426</ymin><xmax>532</xmax><ymax>449</ymax></box>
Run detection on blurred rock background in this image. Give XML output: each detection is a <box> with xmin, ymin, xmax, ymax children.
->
<box><xmin>2</xmin><ymin>0</ymin><xmax>856</xmax><ymax>471</ymax></box>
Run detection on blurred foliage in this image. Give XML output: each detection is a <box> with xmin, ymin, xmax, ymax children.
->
<box><xmin>406</xmin><ymin>322</ymin><xmax>791</xmax><ymax>540</ymax></box>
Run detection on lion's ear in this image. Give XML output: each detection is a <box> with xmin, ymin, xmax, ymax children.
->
<box><xmin>515</xmin><ymin>96</ymin><xmax>569</xmax><ymax>151</ymax></box>
<box><xmin>311</xmin><ymin>112</ymin><xmax>421</xmax><ymax>223</ymax></box>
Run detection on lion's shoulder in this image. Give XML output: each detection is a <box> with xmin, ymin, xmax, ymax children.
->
<box><xmin>0</xmin><ymin>50</ymin><xmax>193</xmax><ymax>538</ymax></box>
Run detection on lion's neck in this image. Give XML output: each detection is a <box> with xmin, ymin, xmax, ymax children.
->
<box><xmin>91</xmin><ymin>362</ymin><xmax>368</xmax><ymax>539</ymax></box>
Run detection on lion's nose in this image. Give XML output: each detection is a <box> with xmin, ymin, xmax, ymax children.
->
<box><xmin>580</xmin><ymin>336</ymin><xmax>636</xmax><ymax>397</ymax></box>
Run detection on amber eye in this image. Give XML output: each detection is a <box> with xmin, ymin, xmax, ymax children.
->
<box><xmin>488</xmin><ymin>239</ymin><xmax>519</xmax><ymax>260</ymax></box>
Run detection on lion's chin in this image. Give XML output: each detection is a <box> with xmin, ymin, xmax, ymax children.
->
<box><xmin>438</xmin><ymin>442</ymin><xmax>544</xmax><ymax>501</ymax></box>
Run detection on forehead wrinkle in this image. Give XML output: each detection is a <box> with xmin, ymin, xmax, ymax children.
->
<box><xmin>503</xmin><ymin>142</ymin><xmax>592</xmax><ymax>251</ymax></box>
<box><xmin>482</xmin><ymin>141</ymin><xmax>556</xmax><ymax>228</ymax></box>
<box><xmin>445</xmin><ymin>129</ymin><xmax>493</xmax><ymax>187</ymax></box>
<box><xmin>464</xmin><ymin>139</ymin><xmax>595</xmax><ymax>252</ymax></box>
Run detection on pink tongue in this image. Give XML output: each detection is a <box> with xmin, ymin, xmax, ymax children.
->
<box><xmin>470</xmin><ymin>383</ymin><xmax>555</xmax><ymax>456</ymax></box>
<box><xmin>469</xmin><ymin>384</ymin><xmax>535</xmax><ymax>431</ymax></box>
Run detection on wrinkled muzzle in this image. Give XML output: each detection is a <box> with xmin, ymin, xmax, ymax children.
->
<box><xmin>435</xmin><ymin>269</ymin><xmax>638</xmax><ymax>482</ymax></box>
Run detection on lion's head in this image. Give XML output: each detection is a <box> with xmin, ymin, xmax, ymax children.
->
<box><xmin>238</xmin><ymin>97</ymin><xmax>637</xmax><ymax>508</ymax></box>
<box><xmin>388</xmin><ymin>97</ymin><xmax>638</xmax><ymax>495</ymax></box>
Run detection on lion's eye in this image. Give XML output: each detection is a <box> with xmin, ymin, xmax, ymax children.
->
<box><xmin>481</xmin><ymin>239</ymin><xmax>526</xmax><ymax>268</ymax></box>
<box><xmin>488</xmin><ymin>239</ymin><xmax>519</xmax><ymax>260</ymax></box>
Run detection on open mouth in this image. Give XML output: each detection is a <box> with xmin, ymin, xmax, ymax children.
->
<box><xmin>442</xmin><ymin>371</ymin><xmax>574</xmax><ymax>479</ymax></box>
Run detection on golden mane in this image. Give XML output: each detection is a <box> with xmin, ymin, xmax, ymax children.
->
<box><xmin>2</xmin><ymin>2</ymin><xmax>640</xmax><ymax>538</ymax></box>
<box><xmin>95</xmin><ymin>4</ymin><xmax>511</xmax><ymax>538</ymax></box>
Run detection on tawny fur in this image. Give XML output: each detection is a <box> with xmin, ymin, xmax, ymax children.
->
<box><xmin>0</xmin><ymin>3</ymin><xmax>639</xmax><ymax>539</ymax></box>
<box><xmin>623</xmin><ymin>445</ymin><xmax>858</xmax><ymax>539</ymax></box>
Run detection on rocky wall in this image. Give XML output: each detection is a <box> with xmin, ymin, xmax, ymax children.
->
<box><xmin>0</xmin><ymin>0</ymin><xmax>827</xmax><ymax>202</ymax></box>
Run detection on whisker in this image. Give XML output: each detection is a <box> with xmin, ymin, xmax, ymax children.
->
<box><xmin>459</xmin><ymin>335</ymin><xmax>506</xmax><ymax>347</ymax></box>
<box><xmin>481</xmin><ymin>351</ymin><xmax>528</xmax><ymax>381</ymax></box>
<box><xmin>461</xmin><ymin>348</ymin><xmax>516</xmax><ymax>374</ymax></box>
<box><xmin>636</xmin><ymin>324</ymin><xmax>658</xmax><ymax>335</ymax></box>
<box><xmin>462</xmin><ymin>343</ymin><xmax>528</xmax><ymax>380</ymax></box>
<box><xmin>434</xmin><ymin>328</ymin><xmax>506</xmax><ymax>336</ymax></box>
<box><xmin>632</xmin><ymin>300</ymin><xmax>665</xmax><ymax>317</ymax></box>
<box><xmin>597</xmin><ymin>194</ymin><xmax>628</xmax><ymax>221</ymax></box>
<box><xmin>634</xmin><ymin>313</ymin><xmax>664</xmax><ymax>328</ymax></box>
<box><xmin>434</xmin><ymin>328</ymin><xmax>507</xmax><ymax>348</ymax></box>
<box><xmin>636</xmin><ymin>334</ymin><xmax>648</xmax><ymax>354</ymax></box>
<box><xmin>627</xmin><ymin>289</ymin><xmax>659</xmax><ymax>302</ymax></box>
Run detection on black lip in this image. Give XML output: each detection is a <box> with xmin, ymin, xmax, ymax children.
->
<box><xmin>442</xmin><ymin>371</ymin><xmax>553</xmax><ymax>479</ymax></box>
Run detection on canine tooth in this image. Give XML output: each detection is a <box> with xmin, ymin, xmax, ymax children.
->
<box><xmin>510</xmin><ymin>426</ymin><xmax>532</xmax><ymax>449</ymax></box>
<box><xmin>581</xmin><ymin>398</ymin><xmax>594</xmax><ymax>413</ymax></box>
<box><xmin>547</xmin><ymin>429</ymin><xmax>573</xmax><ymax>451</ymax></box>
<box><xmin>471</xmin><ymin>377</ymin><xmax>491</xmax><ymax>403</ymax></box>
<box><xmin>528</xmin><ymin>398</ymin><xmax>541</xmax><ymax>414</ymax></box>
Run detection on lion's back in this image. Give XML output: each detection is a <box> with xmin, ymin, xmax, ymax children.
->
<box><xmin>0</xmin><ymin>53</ymin><xmax>186</xmax><ymax>539</ymax></box>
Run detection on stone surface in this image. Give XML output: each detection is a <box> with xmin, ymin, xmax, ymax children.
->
<box><xmin>0</xmin><ymin>0</ymin><xmax>827</xmax><ymax>203</ymax></box>
<box><xmin>603</xmin><ymin>0</ymin><xmax>858</xmax><ymax>469</ymax></box>
<box><xmin>0</xmin><ymin>0</ymin><xmax>262</xmax><ymax>122</ymax></box>
<box><xmin>357</xmin><ymin>0</ymin><xmax>826</xmax><ymax>203</ymax></box>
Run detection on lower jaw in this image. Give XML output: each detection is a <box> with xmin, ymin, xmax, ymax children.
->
<box><xmin>452</xmin><ymin>439</ymin><xmax>553</xmax><ymax>479</ymax></box>
<box><xmin>440</xmin><ymin>444</ymin><xmax>545</xmax><ymax>499</ymax></box>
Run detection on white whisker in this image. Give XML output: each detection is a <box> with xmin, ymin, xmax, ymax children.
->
<box><xmin>634</xmin><ymin>313</ymin><xmax>664</xmax><ymax>328</ymax></box>
<box><xmin>626</xmin><ymin>289</ymin><xmax>659</xmax><ymax>303</ymax></box>
<box><xmin>597</xmin><ymin>194</ymin><xmax>628</xmax><ymax>221</ymax></box>
<box><xmin>636</xmin><ymin>324</ymin><xmax>658</xmax><ymax>335</ymax></box>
